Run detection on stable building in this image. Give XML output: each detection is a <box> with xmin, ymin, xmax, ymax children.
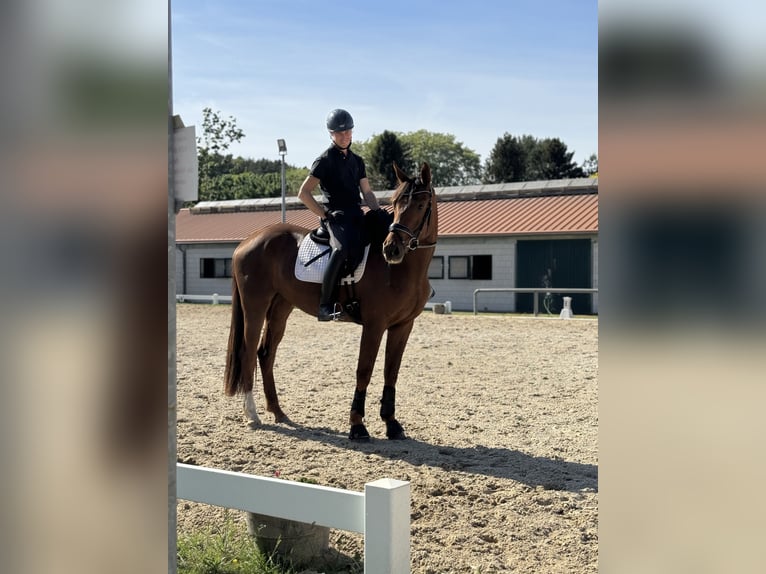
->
<box><xmin>175</xmin><ymin>177</ymin><xmax>598</xmax><ymax>314</ymax></box>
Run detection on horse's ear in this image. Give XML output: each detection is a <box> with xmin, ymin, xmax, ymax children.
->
<box><xmin>392</xmin><ymin>161</ymin><xmax>409</xmax><ymax>184</ymax></box>
<box><xmin>419</xmin><ymin>162</ymin><xmax>431</xmax><ymax>187</ymax></box>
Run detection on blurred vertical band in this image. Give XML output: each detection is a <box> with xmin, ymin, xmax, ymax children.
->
<box><xmin>168</xmin><ymin>2</ymin><xmax>178</xmax><ymax>573</ymax></box>
<box><xmin>600</xmin><ymin>1</ymin><xmax>766</xmax><ymax>572</ymax></box>
<box><xmin>1</xmin><ymin>1</ymin><xmax>169</xmax><ymax>573</ymax></box>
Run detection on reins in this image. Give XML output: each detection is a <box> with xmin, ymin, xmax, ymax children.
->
<box><xmin>387</xmin><ymin>179</ymin><xmax>437</xmax><ymax>251</ymax></box>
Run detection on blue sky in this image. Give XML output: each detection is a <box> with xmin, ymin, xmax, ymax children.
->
<box><xmin>171</xmin><ymin>0</ymin><xmax>597</xmax><ymax>171</ymax></box>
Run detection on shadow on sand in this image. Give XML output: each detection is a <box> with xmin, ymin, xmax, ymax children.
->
<box><xmin>258</xmin><ymin>420</ymin><xmax>597</xmax><ymax>493</ymax></box>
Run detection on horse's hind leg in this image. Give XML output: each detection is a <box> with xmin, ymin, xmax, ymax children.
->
<box><xmin>258</xmin><ymin>295</ymin><xmax>293</xmax><ymax>423</ymax></box>
<box><xmin>241</xmin><ymin>305</ymin><xmax>269</xmax><ymax>424</ymax></box>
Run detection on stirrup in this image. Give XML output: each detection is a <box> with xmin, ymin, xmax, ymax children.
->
<box><xmin>318</xmin><ymin>302</ymin><xmax>341</xmax><ymax>322</ymax></box>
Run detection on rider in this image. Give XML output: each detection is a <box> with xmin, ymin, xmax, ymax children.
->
<box><xmin>298</xmin><ymin>108</ymin><xmax>384</xmax><ymax>321</ymax></box>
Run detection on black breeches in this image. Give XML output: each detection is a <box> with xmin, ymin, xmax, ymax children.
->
<box><xmin>326</xmin><ymin>212</ymin><xmax>365</xmax><ymax>268</ymax></box>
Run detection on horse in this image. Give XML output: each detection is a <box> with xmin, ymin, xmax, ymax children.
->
<box><xmin>223</xmin><ymin>162</ymin><xmax>437</xmax><ymax>440</ymax></box>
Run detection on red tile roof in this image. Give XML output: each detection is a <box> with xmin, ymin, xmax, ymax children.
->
<box><xmin>176</xmin><ymin>210</ymin><xmax>318</xmax><ymax>243</ymax></box>
<box><xmin>437</xmin><ymin>193</ymin><xmax>597</xmax><ymax>236</ymax></box>
<box><xmin>176</xmin><ymin>179</ymin><xmax>598</xmax><ymax>243</ymax></box>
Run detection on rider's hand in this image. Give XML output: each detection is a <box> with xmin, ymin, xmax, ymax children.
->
<box><xmin>373</xmin><ymin>208</ymin><xmax>391</xmax><ymax>226</ymax></box>
<box><xmin>325</xmin><ymin>210</ymin><xmax>344</xmax><ymax>223</ymax></box>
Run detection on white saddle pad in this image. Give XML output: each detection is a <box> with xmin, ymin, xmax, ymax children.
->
<box><xmin>294</xmin><ymin>236</ymin><xmax>370</xmax><ymax>284</ymax></box>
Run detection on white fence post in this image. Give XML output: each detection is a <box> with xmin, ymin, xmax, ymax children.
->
<box><xmin>176</xmin><ymin>464</ymin><xmax>410</xmax><ymax>571</ymax></box>
<box><xmin>364</xmin><ymin>478</ymin><xmax>410</xmax><ymax>574</ymax></box>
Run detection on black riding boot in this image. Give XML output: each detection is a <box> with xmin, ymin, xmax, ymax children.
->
<box><xmin>318</xmin><ymin>249</ymin><xmax>346</xmax><ymax>321</ymax></box>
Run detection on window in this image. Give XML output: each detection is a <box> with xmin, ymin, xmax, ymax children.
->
<box><xmin>448</xmin><ymin>255</ymin><xmax>492</xmax><ymax>280</ymax></box>
<box><xmin>449</xmin><ymin>256</ymin><xmax>470</xmax><ymax>279</ymax></box>
<box><xmin>428</xmin><ymin>256</ymin><xmax>444</xmax><ymax>279</ymax></box>
<box><xmin>200</xmin><ymin>258</ymin><xmax>232</xmax><ymax>278</ymax></box>
<box><xmin>472</xmin><ymin>255</ymin><xmax>493</xmax><ymax>280</ymax></box>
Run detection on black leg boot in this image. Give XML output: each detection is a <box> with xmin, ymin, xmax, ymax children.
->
<box><xmin>318</xmin><ymin>249</ymin><xmax>346</xmax><ymax>321</ymax></box>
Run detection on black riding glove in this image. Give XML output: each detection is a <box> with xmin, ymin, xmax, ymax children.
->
<box><xmin>374</xmin><ymin>208</ymin><xmax>392</xmax><ymax>227</ymax></box>
<box><xmin>324</xmin><ymin>210</ymin><xmax>345</xmax><ymax>224</ymax></box>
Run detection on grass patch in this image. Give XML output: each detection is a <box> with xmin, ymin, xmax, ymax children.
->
<box><xmin>177</xmin><ymin>514</ymin><xmax>295</xmax><ymax>574</ymax></box>
<box><xmin>177</xmin><ymin>512</ymin><xmax>363</xmax><ymax>574</ymax></box>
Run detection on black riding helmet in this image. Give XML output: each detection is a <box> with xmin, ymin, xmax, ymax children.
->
<box><xmin>326</xmin><ymin>108</ymin><xmax>354</xmax><ymax>132</ymax></box>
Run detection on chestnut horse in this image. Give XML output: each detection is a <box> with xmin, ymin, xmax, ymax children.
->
<box><xmin>224</xmin><ymin>162</ymin><xmax>437</xmax><ymax>440</ymax></box>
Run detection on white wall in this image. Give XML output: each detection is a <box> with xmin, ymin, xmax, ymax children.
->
<box><xmin>175</xmin><ymin>247</ymin><xmax>185</xmax><ymax>294</ymax></box>
<box><xmin>177</xmin><ymin>243</ymin><xmax>239</xmax><ymax>296</ymax></box>
<box><xmin>429</xmin><ymin>236</ymin><xmax>517</xmax><ymax>312</ymax></box>
<box><xmin>177</xmin><ymin>235</ymin><xmax>598</xmax><ymax>314</ymax></box>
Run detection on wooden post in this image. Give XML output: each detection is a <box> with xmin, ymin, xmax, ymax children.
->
<box><xmin>364</xmin><ymin>478</ymin><xmax>410</xmax><ymax>574</ymax></box>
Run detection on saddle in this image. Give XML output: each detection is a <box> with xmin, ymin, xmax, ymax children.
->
<box><xmin>294</xmin><ymin>210</ymin><xmax>392</xmax><ymax>323</ymax></box>
<box><xmin>294</xmin><ymin>209</ymin><xmax>391</xmax><ymax>284</ymax></box>
<box><xmin>294</xmin><ymin>232</ymin><xmax>370</xmax><ymax>285</ymax></box>
<box><xmin>309</xmin><ymin>225</ymin><xmax>331</xmax><ymax>245</ymax></box>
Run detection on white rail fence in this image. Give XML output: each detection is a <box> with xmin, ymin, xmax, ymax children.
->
<box><xmin>176</xmin><ymin>293</ymin><xmax>233</xmax><ymax>304</ymax></box>
<box><xmin>473</xmin><ymin>287</ymin><xmax>599</xmax><ymax>316</ymax></box>
<box><xmin>177</xmin><ymin>463</ymin><xmax>410</xmax><ymax>573</ymax></box>
<box><xmin>176</xmin><ymin>294</ymin><xmax>443</xmax><ymax>310</ymax></box>
<box><xmin>176</xmin><ymin>294</ymin><xmax>449</xmax><ymax>315</ymax></box>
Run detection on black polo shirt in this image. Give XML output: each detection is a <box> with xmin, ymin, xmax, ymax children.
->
<box><xmin>309</xmin><ymin>144</ymin><xmax>367</xmax><ymax>213</ymax></box>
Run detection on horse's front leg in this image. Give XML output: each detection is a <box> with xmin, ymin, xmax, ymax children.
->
<box><xmin>349</xmin><ymin>325</ymin><xmax>386</xmax><ymax>441</ymax></box>
<box><xmin>381</xmin><ymin>320</ymin><xmax>415</xmax><ymax>440</ymax></box>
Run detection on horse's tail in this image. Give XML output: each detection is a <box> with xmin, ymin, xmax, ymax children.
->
<box><xmin>224</xmin><ymin>278</ymin><xmax>246</xmax><ymax>396</ymax></box>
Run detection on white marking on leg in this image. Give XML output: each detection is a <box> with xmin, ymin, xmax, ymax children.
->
<box><xmin>243</xmin><ymin>392</ymin><xmax>261</xmax><ymax>425</ymax></box>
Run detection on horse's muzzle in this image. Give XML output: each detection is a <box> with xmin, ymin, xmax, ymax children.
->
<box><xmin>382</xmin><ymin>234</ymin><xmax>405</xmax><ymax>264</ymax></box>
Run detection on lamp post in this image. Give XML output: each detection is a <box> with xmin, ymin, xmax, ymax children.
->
<box><xmin>277</xmin><ymin>139</ymin><xmax>287</xmax><ymax>223</ymax></box>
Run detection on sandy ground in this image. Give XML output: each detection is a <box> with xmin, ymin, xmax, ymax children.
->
<box><xmin>176</xmin><ymin>304</ymin><xmax>598</xmax><ymax>573</ymax></box>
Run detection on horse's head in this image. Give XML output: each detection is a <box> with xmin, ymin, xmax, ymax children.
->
<box><xmin>382</xmin><ymin>162</ymin><xmax>437</xmax><ymax>265</ymax></box>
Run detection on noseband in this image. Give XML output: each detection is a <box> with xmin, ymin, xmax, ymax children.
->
<box><xmin>387</xmin><ymin>179</ymin><xmax>437</xmax><ymax>251</ymax></box>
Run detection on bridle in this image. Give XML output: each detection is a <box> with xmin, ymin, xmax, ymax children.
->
<box><xmin>387</xmin><ymin>178</ymin><xmax>437</xmax><ymax>251</ymax></box>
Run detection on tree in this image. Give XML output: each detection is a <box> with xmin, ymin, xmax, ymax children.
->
<box><xmin>368</xmin><ymin>131</ymin><xmax>412</xmax><ymax>190</ymax></box>
<box><xmin>484</xmin><ymin>133</ymin><xmax>586</xmax><ymax>183</ymax></box>
<box><xmin>398</xmin><ymin>130</ymin><xmax>481</xmax><ymax>186</ymax></box>
<box><xmin>285</xmin><ymin>167</ymin><xmax>310</xmax><ymax>196</ymax></box>
<box><xmin>197</xmin><ymin>108</ymin><xmax>246</xmax><ymax>202</ymax></box>
<box><xmin>581</xmin><ymin>153</ymin><xmax>598</xmax><ymax>177</ymax></box>
<box><xmin>231</xmin><ymin>157</ymin><xmax>283</xmax><ymax>175</ymax></box>
<box><xmin>190</xmin><ymin>108</ymin><xmax>311</xmax><ymax>203</ymax></box>
<box><xmin>533</xmin><ymin>138</ymin><xmax>585</xmax><ymax>180</ymax></box>
<box><xmin>483</xmin><ymin>133</ymin><xmax>528</xmax><ymax>183</ymax></box>
<box><xmin>349</xmin><ymin>139</ymin><xmax>369</xmax><ymax>163</ymax></box>
<box><xmin>197</xmin><ymin>107</ymin><xmax>244</xmax><ymax>154</ymax></box>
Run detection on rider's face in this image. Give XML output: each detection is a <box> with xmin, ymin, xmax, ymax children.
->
<box><xmin>331</xmin><ymin>129</ymin><xmax>352</xmax><ymax>148</ymax></box>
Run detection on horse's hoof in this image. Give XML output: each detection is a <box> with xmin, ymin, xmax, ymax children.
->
<box><xmin>274</xmin><ymin>413</ymin><xmax>291</xmax><ymax>424</ymax></box>
<box><xmin>243</xmin><ymin>393</ymin><xmax>261</xmax><ymax>425</ymax></box>
<box><xmin>245</xmin><ymin>413</ymin><xmax>262</xmax><ymax>426</ymax></box>
<box><xmin>349</xmin><ymin>423</ymin><xmax>371</xmax><ymax>441</ymax></box>
<box><xmin>385</xmin><ymin>419</ymin><xmax>407</xmax><ymax>440</ymax></box>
